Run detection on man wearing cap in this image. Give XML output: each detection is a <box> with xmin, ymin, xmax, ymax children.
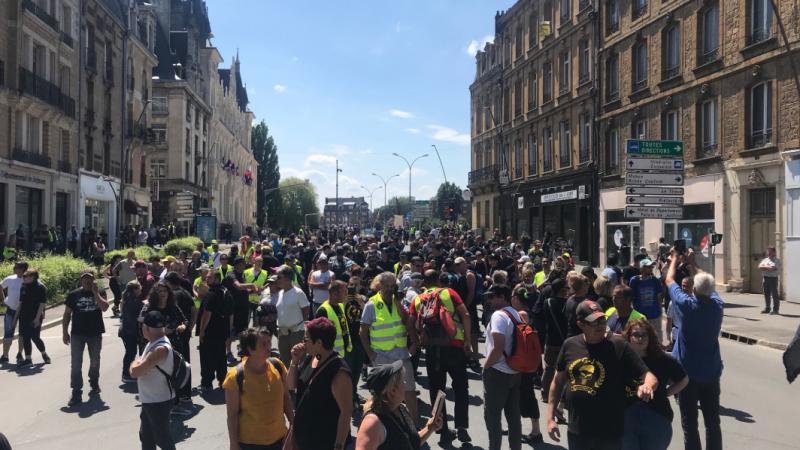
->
<box><xmin>130</xmin><ymin>310</ymin><xmax>176</xmax><ymax>450</ymax></box>
<box><xmin>223</xmin><ymin>257</ymin><xmax>258</xmax><ymax>362</ymax></box>
<box><xmin>63</xmin><ymin>270</ymin><xmax>110</xmax><ymax>406</ymax></box>
<box><xmin>546</xmin><ymin>300</ymin><xmax>658</xmax><ymax>449</ymax></box>
<box><xmin>629</xmin><ymin>258</ymin><xmax>665</xmax><ymax>343</ymax></box>
<box><xmin>308</xmin><ymin>255</ymin><xmax>335</xmax><ymax>313</ymax></box>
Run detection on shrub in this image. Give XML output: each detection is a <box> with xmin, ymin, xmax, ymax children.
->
<box><xmin>0</xmin><ymin>254</ymin><xmax>92</xmax><ymax>310</ymax></box>
<box><xmin>163</xmin><ymin>236</ymin><xmax>204</xmax><ymax>256</ymax></box>
<box><xmin>104</xmin><ymin>245</ymin><xmax>160</xmax><ymax>264</ymax></box>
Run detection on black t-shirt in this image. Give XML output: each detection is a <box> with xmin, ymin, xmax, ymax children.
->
<box><xmin>344</xmin><ymin>295</ymin><xmax>364</xmax><ymax>340</ymax></box>
<box><xmin>262</xmin><ymin>255</ymin><xmax>281</xmax><ymax>271</ymax></box>
<box><xmin>223</xmin><ymin>271</ymin><xmax>250</xmax><ymax>312</ymax></box>
<box><xmin>65</xmin><ymin>288</ymin><xmax>106</xmax><ymax>336</ymax></box>
<box><xmin>564</xmin><ymin>295</ymin><xmax>586</xmax><ymax>338</ymax></box>
<box><xmin>199</xmin><ymin>286</ymin><xmax>231</xmax><ymax>339</ymax></box>
<box><xmin>542</xmin><ymin>296</ymin><xmax>568</xmax><ymax>346</ymax></box>
<box><xmin>622</xmin><ymin>266</ymin><xmax>640</xmax><ymax>285</ymax></box>
<box><xmin>172</xmin><ymin>287</ymin><xmax>195</xmax><ymax>328</ymax></box>
<box><xmin>19</xmin><ymin>282</ymin><xmax>47</xmax><ymax>323</ymax></box>
<box><xmin>626</xmin><ymin>354</ymin><xmax>686</xmax><ymax>421</ymax></box>
<box><xmin>556</xmin><ymin>335</ymin><xmax>649</xmax><ymax>438</ymax></box>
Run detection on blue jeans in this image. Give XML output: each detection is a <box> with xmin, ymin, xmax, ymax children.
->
<box><xmin>678</xmin><ymin>380</ymin><xmax>722</xmax><ymax>450</ymax></box>
<box><xmin>622</xmin><ymin>403</ymin><xmax>672</xmax><ymax>450</ymax></box>
<box><xmin>70</xmin><ymin>334</ymin><xmax>102</xmax><ymax>392</ymax></box>
<box><xmin>3</xmin><ymin>308</ymin><xmax>17</xmax><ymax>339</ymax></box>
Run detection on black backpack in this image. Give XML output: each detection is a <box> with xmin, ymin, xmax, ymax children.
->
<box><xmin>155</xmin><ymin>345</ymin><xmax>191</xmax><ymax>396</ymax></box>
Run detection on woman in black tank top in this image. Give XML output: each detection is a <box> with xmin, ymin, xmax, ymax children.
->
<box><xmin>356</xmin><ymin>360</ymin><xmax>443</xmax><ymax>450</ymax></box>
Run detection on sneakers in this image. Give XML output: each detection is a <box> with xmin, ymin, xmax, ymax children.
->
<box><xmin>68</xmin><ymin>391</ymin><xmax>82</xmax><ymax>407</ymax></box>
<box><xmin>198</xmin><ymin>384</ymin><xmax>213</xmax><ymax>393</ymax></box>
<box><xmin>111</xmin><ymin>306</ymin><xmax>120</xmax><ymax>317</ymax></box>
<box><xmin>179</xmin><ymin>396</ymin><xmax>192</xmax><ymax>404</ymax></box>
<box><xmin>121</xmin><ymin>375</ymin><xmax>136</xmax><ymax>383</ymax></box>
<box><xmin>457</xmin><ymin>428</ymin><xmax>472</xmax><ymax>444</ymax></box>
<box><xmin>42</xmin><ymin>353</ymin><xmax>51</xmax><ymax>364</ymax></box>
<box><xmin>0</xmin><ymin>356</ymin><xmax>8</xmax><ymax>364</ymax></box>
<box><xmin>522</xmin><ymin>432</ymin><xmax>544</xmax><ymax>444</ymax></box>
<box><xmin>17</xmin><ymin>358</ymin><xmax>32</xmax><ymax>368</ymax></box>
<box><xmin>761</xmin><ymin>308</ymin><xmax>771</xmax><ymax>314</ymax></box>
<box><xmin>15</xmin><ymin>354</ymin><xmax>23</xmax><ymax>364</ymax></box>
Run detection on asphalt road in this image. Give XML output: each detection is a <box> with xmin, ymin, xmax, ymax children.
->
<box><xmin>0</xmin><ymin>313</ymin><xmax>797</xmax><ymax>450</ymax></box>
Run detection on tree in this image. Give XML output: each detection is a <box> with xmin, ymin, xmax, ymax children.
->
<box><xmin>435</xmin><ymin>182</ymin><xmax>463</xmax><ymax>220</ymax></box>
<box><xmin>275</xmin><ymin>177</ymin><xmax>319</xmax><ymax>232</ymax></box>
<box><xmin>252</xmin><ymin>121</ymin><xmax>280</xmax><ymax>228</ymax></box>
<box><xmin>373</xmin><ymin>196</ymin><xmax>414</xmax><ymax>224</ymax></box>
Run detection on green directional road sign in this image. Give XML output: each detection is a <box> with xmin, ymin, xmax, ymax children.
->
<box><xmin>626</xmin><ymin>139</ymin><xmax>684</xmax><ymax>156</ymax></box>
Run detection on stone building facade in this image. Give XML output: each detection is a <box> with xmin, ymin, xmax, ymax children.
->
<box><xmin>470</xmin><ymin>0</ymin><xmax>601</xmax><ymax>264</ymax></box>
<box><xmin>0</xmin><ymin>0</ymin><xmax>80</xmax><ymax>250</ymax></box>
<box><xmin>323</xmin><ymin>197</ymin><xmax>369</xmax><ymax>228</ymax></box>
<box><xmin>596</xmin><ymin>0</ymin><xmax>800</xmax><ymax>295</ymax></box>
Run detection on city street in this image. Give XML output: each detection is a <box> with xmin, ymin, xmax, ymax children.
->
<box><xmin>0</xmin><ymin>312</ymin><xmax>797</xmax><ymax>450</ymax></box>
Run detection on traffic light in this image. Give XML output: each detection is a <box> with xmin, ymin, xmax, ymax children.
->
<box><xmin>447</xmin><ymin>204</ymin><xmax>455</xmax><ymax>220</ymax></box>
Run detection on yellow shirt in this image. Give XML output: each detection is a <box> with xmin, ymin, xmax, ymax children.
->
<box><xmin>222</xmin><ymin>358</ymin><xmax>288</xmax><ymax>445</ymax></box>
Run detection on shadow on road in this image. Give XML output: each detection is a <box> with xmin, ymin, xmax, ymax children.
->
<box><xmin>720</xmin><ymin>405</ymin><xmax>755</xmax><ymax>423</ymax></box>
<box><xmin>13</xmin><ymin>363</ymin><xmax>45</xmax><ymax>377</ymax></box>
<box><xmin>197</xmin><ymin>388</ymin><xmax>225</xmax><ymax>405</ymax></box>
<box><xmin>59</xmin><ymin>394</ymin><xmax>110</xmax><ymax>418</ymax></box>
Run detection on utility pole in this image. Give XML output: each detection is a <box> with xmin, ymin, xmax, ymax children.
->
<box><xmin>430</xmin><ymin>144</ymin><xmax>448</xmax><ymax>183</ymax></box>
<box><xmin>335</xmin><ymin>160</ymin><xmax>342</xmax><ymax>226</ymax></box>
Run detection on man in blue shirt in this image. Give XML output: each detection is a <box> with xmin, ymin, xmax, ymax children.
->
<box><xmin>601</xmin><ymin>253</ymin><xmax>621</xmax><ymax>286</ymax></box>
<box><xmin>629</xmin><ymin>258</ymin><xmax>665</xmax><ymax>343</ymax></box>
<box><xmin>666</xmin><ymin>249</ymin><xmax>723</xmax><ymax>450</ymax></box>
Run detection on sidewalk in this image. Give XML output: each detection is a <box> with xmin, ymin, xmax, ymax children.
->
<box><xmin>718</xmin><ymin>291</ymin><xmax>799</xmax><ymax>350</ymax></box>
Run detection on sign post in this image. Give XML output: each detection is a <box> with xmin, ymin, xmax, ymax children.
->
<box><xmin>625</xmin><ymin>140</ymin><xmax>685</xmax><ymax>219</ymax></box>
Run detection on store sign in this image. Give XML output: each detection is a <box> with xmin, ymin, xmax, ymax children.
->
<box><xmin>0</xmin><ymin>170</ymin><xmax>47</xmax><ymax>185</ymax></box>
<box><xmin>541</xmin><ymin>190</ymin><xmax>577</xmax><ymax>203</ymax></box>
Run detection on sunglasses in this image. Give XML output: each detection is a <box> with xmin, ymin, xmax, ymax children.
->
<box><xmin>630</xmin><ymin>332</ymin><xmax>649</xmax><ymax>339</ymax></box>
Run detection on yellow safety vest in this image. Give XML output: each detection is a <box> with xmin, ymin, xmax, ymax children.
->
<box><xmin>243</xmin><ymin>268</ymin><xmax>268</xmax><ymax>303</ymax></box>
<box><xmin>318</xmin><ymin>301</ymin><xmax>352</xmax><ymax>357</ymax></box>
<box><xmin>193</xmin><ymin>276</ymin><xmax>202</xmax><ymax>309</ymax></box>
<box><xmin>368</xmin><ymin>292</ymin><xmax>407</xmax><ymax>352</ymax></box>
<box><xmin>413</xmin><ymin>287</ymin><xmax>465</xmax><ymax>342</ymax></box>
<box><xmin>219</xmin><ymin>264</ymin><xmax>233</xmax><ymax>278</ymax></box>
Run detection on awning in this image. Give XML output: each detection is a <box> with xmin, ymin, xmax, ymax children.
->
<box><xmin>124</xmin><ymin>199</ymin><xmax>138</xmax><ymax>214</ymax></box>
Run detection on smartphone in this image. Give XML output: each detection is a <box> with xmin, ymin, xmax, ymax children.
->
<box><xmin>673</xmin><ymin>239</ymin><xmax>687</xmax><ymax>254</ymax></box>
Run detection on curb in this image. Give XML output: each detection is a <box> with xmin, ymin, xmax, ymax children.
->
<box><xmin>719</xmin><ymin>329</ymin><xmax>788</xmax><ymax>351</ymax></box>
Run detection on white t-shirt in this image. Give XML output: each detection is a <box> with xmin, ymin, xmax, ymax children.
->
<box><xmin>310</xmin><ymin>270</ymin><xmax>333</xmax><ymax>304</ymax></box>
<box><xmin>1</xmin><ymin>275</ymin><xmax>23</xmax><ymax>311</ymax></box>
<box><xmin>486</xmin><ymin>306</ymin><xmax>521</xmax><ymax>374</ymax></box>
<box><xmin>137</xmin><ymin>336</ymin><xmax>175</xmax><ymax>404</ymax></box>
<box><xmin>276</xmin><ymin>286</ymin><xmax>310</xmax><ymax>330</ymax></box>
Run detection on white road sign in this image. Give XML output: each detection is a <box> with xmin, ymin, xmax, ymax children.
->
<box><xmin>626</xmin><ymin>196</ymin><xmax>684</xmax><ymax>205</ymax></box>
<box><xmin>626</xmin><ymin>158</ymin><xmax>684</xmax><ymax>171</ymax></box>
<box><xmin>625</xmin><ymin>172</ymin><xmax>683</xmax><ymax>186</ymax></box>
<box><xmin>625</xmin><ymin>206</ymin><xmax>683</xmax><ymax>219</ymax></box>
<box><xmin>625</xmin><ymin>186</ymin><xmax>685</xmax><ymax>196</ymax></box>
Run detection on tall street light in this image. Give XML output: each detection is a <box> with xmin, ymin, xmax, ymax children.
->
<box><xmin>372</xmin><ymin>172</ymin><xmax>399</xmax><ymax>210</ymax></box>
<box><xmin>360</xmin><ymin>185</ymin><xmax>382</xmax><ymax>213</ymax></box>
<box><xmin>391</xmin><ymin>152</ymin><xmax>428</xmax><ymax>206</ymax></box>
<box><xmin>430</xmin><ymin>144</ymin><xmax>448</xmax><ymax>184</ymax></box>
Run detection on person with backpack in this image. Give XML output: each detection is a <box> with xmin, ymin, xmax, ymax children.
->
<box><xmin>130</xmin><ymin>310</ymin><xmax>177</xmax><ymax>450</ymax></box>
<box><xmin>510</xmin><ymin>285</ymin><xmax>544</xmax><ymax>444</ymax></box>
<box><xmin>223</xmin><ymin>327</ymin><xmax>293</xmax><ymax>450</ymax></box>
<box><xmin>482</xmin><ymin>283</ymin><xmax>524</xmax><ymax>450</ymax></box>
<box><xmin>408</xmin><ymin>270</ymin><xmax>472</xmax><ymax>447</ymax></box>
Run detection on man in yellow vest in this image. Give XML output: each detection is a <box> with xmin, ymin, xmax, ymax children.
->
<box><xmin>359</xmin><ymin>272</ymin><xmax>418</xmax><ymax>423</ymax></box>
<box><xmin>243</xmin><ymin>258</ymin><xmax>268</xmax><ymax>324</ymax></box>
<box><xmin>315</xmin><ymin>280</ymin><xmax>352</xmax><ymax>358</ymax></box>
<box><xmin>409</xmin><ymin>269</ymin><xmax>473</xmax><ymax>445</ymax></box>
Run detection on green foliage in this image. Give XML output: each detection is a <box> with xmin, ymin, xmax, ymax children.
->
<box><xmin>374</xmin><ymin>196</ymin><xmax>414</xmax><ymax>223</ymax></box>
<box><xmin>162</xmin><ymin>236</ymin><xmax>204</xmax><ymax>256</ymax></box>
<box><xmin>104</xmin><ymin>246</ymin><xmax>159</xmax><ymax>264</ymax></box>
<box><xmin>435</xmin><ymin>182</ymin><xmax>464</xmax><ymax>220</ymax></box>
<box><xmin>252</xmin><ymin>121</ymin><xmax>281</xmax><ymax>227</ymax></box>
<box><xmin>0</xmin><ymin>254</ymin><xmax>91</xmax><ymax>308</ymax></box>
<box><xmin>275</xmin><ymin>177</ymin><xmax>319</xmax><ymax>231</ymax></box>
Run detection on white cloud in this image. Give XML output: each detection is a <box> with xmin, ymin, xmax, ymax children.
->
<box><xmin>405</xmin><ymin>128</ymin><xmax>421</xmax><ymax>135</ymax></box>
<box><xmin>290</xmin><ymin>56</ymin><xmax>299</xmax><ymax>63</ymax></box>
<box><xmin>389</xmin><ymin>109</ymin><xmax>415</xmax><ymax>119</ymax></box>
<box><xmin>273</xmin><ymin>84</ymin><xmax>287</xmax><ymax>93</ymax></box>
<box><xmin>304</xmin><ymin>154</ymin><xmax>337</xmax><ymax>167</ymax></box>
<box><xmin>427</xmin><ymin>124</ymin><xmax>470</xmax><ymax>146</ymax></box>
<box><xmin>466</xmin><ymin>35</ymin><xmax>494</xmax><ymax>57</ymax></box>
<box><xmin>330</xmin><ymin>144</ymin><xmax>353</xmax><ymax>156</ymax></box>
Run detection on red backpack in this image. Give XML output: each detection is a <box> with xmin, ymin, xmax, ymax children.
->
<box><xmin>416</xmin><ymin>288</ymin><xmax>457</xmax><ymax>346</ymax></box>
<box><xmin>501</xmin><ymin>309</ymin><xmax>542</xmax><ymax>373</ymax></box>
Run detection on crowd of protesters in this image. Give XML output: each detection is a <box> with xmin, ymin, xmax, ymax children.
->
<box><xmin>0</xmin><ymin>224</ymin><xmax>725</xmax><ymax>450</ymax></box>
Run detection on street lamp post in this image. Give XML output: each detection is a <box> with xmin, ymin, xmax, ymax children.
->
<box><xmin>371</xmin><ymin>172</ymin><xmax>399</xmax><ymax>210</ymax></box>
<box><xmin>360</xmin><ymin>185</ymin><xmax>382</xmax><ymax>214</ymax></box>
<box><xmin>391</xmin><ymin>152</ymin><xmax>428</xmax><ymax>205</ymax></box>
<box><xmin>119</xmin><ymin>100</ymin><xmax>151</xmax><ymax>244</ymax></box>
<box><xmin>430</xmin><ymin>144</ymin><xmax>448</xmax><ymax>184</ymax></box>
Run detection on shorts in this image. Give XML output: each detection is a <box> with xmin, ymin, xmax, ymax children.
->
<box><xmin>3</xmin><ymin>308</ymin><xmax>17</xmax><ymax>339</ymax></box>
<box><xmin>373</xmin><ymin>354</ymin><xmax>416</xmax><ymax>391</ymax></box>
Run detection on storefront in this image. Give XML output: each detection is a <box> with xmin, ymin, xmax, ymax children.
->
<box><xmin>79</xmin><ymin>171</ymin><xmax>119</xmax><ymax>249</ymax></box>
<box><xmin>784</xmin><ymin>153</ymin><xmax>800</xmax><ymax>301</ymax></box>
<box><xmin>0</xmin><ymin>160</ymin><xmax>52</xmax><ymax>251</ymax></box>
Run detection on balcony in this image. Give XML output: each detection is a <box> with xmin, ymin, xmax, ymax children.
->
<box><xmin>12</xmin><ymin>147</ymin><xmax>51</xmax><ymax>169</ymax></box>
<box><xmin>18</xmin><ymin>67</ymin><xmax>74</xmax><ymax>117</ymax></box>
<box><xmin>58</xmin><ymin>159</ymin><xmax>72</xmax><ymax>173</ymax></box>
<box><xmin>748</xmin><ymin>28</ymin><xmax>772</xmax><ymax>46</ymax></box>
<box><xmin>468</xmin><ymin>164</ymin><xmax>499</xmax><ymax>187</ymax></box>
<box><xmin>662</xmin><ymin>66</ymin><xmax>680</xmax><ymax>80</ymax></box>
<box><xmin>747</xmin><ymin>130</ymin><xmax>772</xmax><ymax>149</ymax></box>
<box><xmin>22</xmin><ymin>0</ymin><xmax>59</xmax><ymax>32</ymax></box>
<box><xmin>58</xmin><ymin>92</ymin><xmax>75</xmax><ymax>118</ymax></box>
<box><xmin>60</xmin><ymin>32</ymin><xmax>73</xmax><ymax>48</ymax></box>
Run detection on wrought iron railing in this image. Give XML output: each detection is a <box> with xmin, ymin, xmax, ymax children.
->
<box><xmin>12</xmin><ymin>147</ymin><xmax>51</xmax><ymax>168</ymax></box>
<box><xmin>468</xmin><ymin>164</ymin><xmax>499</xmax><ymax>186</ymax></box>
<box><xmin>22</xmin><ymin>0</ymin><xmax>59</xmax><ymax>31</ymax></box>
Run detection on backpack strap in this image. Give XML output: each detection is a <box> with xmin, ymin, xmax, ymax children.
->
<box><xmin>546</xmin><ymin>298</ymin><xmax>566</xmax><ymax>342</ymax></box>
<box><xmin>235</xmin><ymin>362</ymin><xmax>245</xmax><ymax>395</ymax></box>
<box><xmin>500</xmin><ymin>309</ymin><xmax>519</xmax><ymax>357</ymax></box>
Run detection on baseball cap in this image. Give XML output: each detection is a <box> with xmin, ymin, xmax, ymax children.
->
<box><xmin>80</xmin><ymin>269</ymin><xmax>96</xmax><ymax>280</ymax></box>
<box><xmin>485</xmin><ymin>283</ymin><xmax>511</xmax><ymax>299</ymax></box>
<box><xmin>581</xmin><ymin>266</ymin><xmax>598</xmax><ymax>280</ymax></box>
<box><xmin>365</xmin><ymin>360</ymin><xmax>404</xmax><ymax>394</ymax></box>
<box><xmin>640</xmin><ymin>258</ymin><xmax>656</xmax><ymax>267</ymax></box>
<box><xmin>161</xmin><ymin>255</ymin><xmax>177</xmax><ymax>264</ymax></box>
<box><xmin>211</xmin><ymin>239</ymin><xmax>218</xmax><ymax>244</ymax></box>
<box><xmin>267</xmin><ymin>274</ymin><xmax>279</xmax><ymax>283</ymax></box>
<box><xmin>142</xmin><ymin>310</ymin><xmax>167</xmax><ymax>328</ymax></box>
<box><xmin>576</xmin><ymin>300</ymin><xmax>605</xmax><ymax>323</ymax></box>
<box><xmin>164</xmin><ymin>271</ymin><xmax>182</xmax><ymax>284</ymax></box>
<box><xmin>133</xmin><ymin>260</ymin><xmax>147</xmax><ymax>269</ymax></box>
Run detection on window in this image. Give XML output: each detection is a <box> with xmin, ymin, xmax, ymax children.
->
<box><xmin>151</xmin><ymin>125</ymin><xmax>166</xmax><ymax>145</ymax></box>
<box><xmin>514</xmin><ymin>139</ymin><xmax>523</xmax><ymax>178</ymax></box>
<box><xmin>559</xmin><ymin>52</ymin><xmax>571</xmax><ymax>94</ymax></box>
<box><xmin>579</xmin><ymin>113</ymin><xmax>590</xmax><ymax>162</ymax></box>
<box><xmin>559</xmin><ymin>120</ymin><xmax>571</xmax><ymax>168</ymax></box>
<box><xmin>515</xmin><ymin>27</ymin><xmax>523</xmax><ymax>59</ymax></box>
<box><xmin>543</xmin><ymin>127</ymin><xmax>553</xmax><ymax>171</ymax></box>
<box><xmin>59</xmin><ymin>65</ymin><xmax>70</xmax><ymax>96</ymax></box>
<box><xmin>698</xmin><ymin>98</ymin><xmax>717</xmax><ymax>155</ymax></box>
<box><xmin>104</xmin><ymin>41</ymin><xmax>113</xmax><ymax>81</ymax></box>
<box><xmin>26</xmin><ymin>115</ymin><xmax>40</xmax><ymax>153</ymax></box>
<box><xmin>62</xmin><ymin>5</ymin><xmax>73</xmax><ymax>37</ymax></box>
<box><xmin>560</xmin><ymin>0</ymin><xmax>571</xmax><ymax>24</ymax></box>
<box><xmin>663</xmin><ymin>25</ymin><xmax>681</xmax><ymax>79</ymax></box>
<box><xmin>606</xmin><ymin>0</ymin><xmax>619</xmax><ymax>34</ymax></box>
<box><xmin>749</xmin><ymin>0</ymin><xmax>773</xmax><ymax>44</ymax></box>
<box><xmin>605</xmin><ymin>52</ymin><xmax>619</xmax><ymax>102</ymax></box>
<box><xmin>543</xmin><ymin>62</ymin><xmax>553</xmax><ymax>102</ymax></box>
<box><xmin>515</xmin><ymin>79</ymin><xmax>523</xmax><ymax>117</ymax></box>
<box><xmin>529</xmin><ymin>12</ymin><xmax>538</xmax><ymax>48</ymax></box>
<box><xmin>32</xmin><ymin>43</ymin><xmax>46</xmax><ymax>77</ymax></box>
<box><xmin>699</xmin><ymin>4</ymin><xmax>720</xmax><ymax>64</ymax></box>
<box><xmin>632</xmin><ymin>119</ymin><xmax>647</xmax><ymax>139</ymax></box>
<box><xmin>748</xmin><ymin>81</ymin><xmax>772</xmax><ymax>148</ymax></box>
<box><xmin>662</xmin><ymin>110</ymin><xmax>679</xmax><ymax>140</ymax></box>
<box><xmin>579</xmin><ymin>39</ymin><xmax>590</xmax><ymax>83</ymax></box>
<box><xmin>632</xmin><ymin>40</ymin><xmax>648</xmax><ymax>90</ymax></box>
<box><xmin>484</xmin><ymin>98</ymin><xmax>492</xmax><ymax>129</ymax></box>
<box><xmin>528</xmin><ymin>71</ymin><xmax>537</xmax><ymax>109</ymax></box>
<box><xmin>606</xmin><ymin>127</ymin><xmax>619</xmax><ymax>172</ymax></box>
<box><xmin>127</xmin><ymin>60</ymin><xmax>134</xmax><ymax>91</ymax></box>
<box><xmin>152</xmin><ymin>97</ymin><xmax>168</xmax><ymax>114</ymax></box>
<box><xmin>528</xmin><ymin>133</ymin><xmax>538</xmax><ymax>175</ymax></box>
<box><xmin>503</xmin><ymin>87</ymin><xmax>511</xmax><ymax>122</ymax></box>
<box><xmin>475</xmin><ymin>143</ymin><xmax>482</xmax><ymax>169</ymax></box>
<box><xmin>633</xmin><ymin>0</ymin><xmax>647</xmax><ymax>19</ymax></box>
<box><xmin>61</xmin><ymin>129</ymin><xmax>70</xmax><ymax>162</ymax></box>
<box><xmin>185</xmin><ymin>128</ymin><xmax>191</xmax><ymax>154</ymax></box>
<box><xmin>186</xmin><ymin>100</ymin><xmax>192</xmax><ymax>122</ymax></box>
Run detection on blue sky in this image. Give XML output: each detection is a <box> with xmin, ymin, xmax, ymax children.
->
<box><xmin>205</xmin><ymin>0</ymin><xmax>515</xmax><ymax>208</ymax></box>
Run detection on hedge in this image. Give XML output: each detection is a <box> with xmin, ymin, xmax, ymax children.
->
<box><xmin>0</xmin><ymin>254</ymin><xmax>92</xmax><ymax>311</ymax></box>
<box><xmin>162</xmin><ymin>236</ymin><xmax>204</xmax><ymax>256</ymax></box>
<box><xmin>104</xmin><ymin>245</ymin><xmax>160</xmax><ymax>264</ymax></box>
